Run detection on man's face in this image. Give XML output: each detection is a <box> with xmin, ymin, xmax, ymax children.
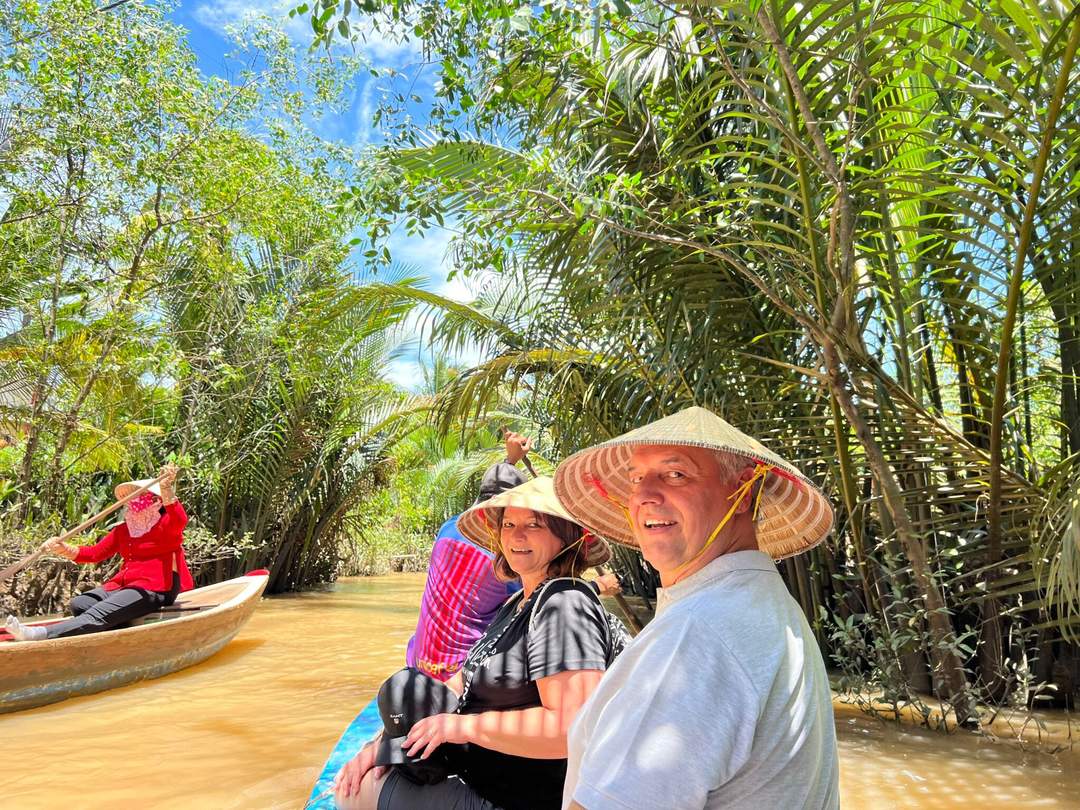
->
<box><xmin>626</xmin><ymin>445</ymin><xmax>735</xmax><ymax>577</ymax></box>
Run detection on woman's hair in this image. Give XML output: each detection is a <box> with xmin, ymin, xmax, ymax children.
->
<box><xmin>490</xmin><ymin>507</ymin><xmax>612</xmax><ymax>583</ymax></box>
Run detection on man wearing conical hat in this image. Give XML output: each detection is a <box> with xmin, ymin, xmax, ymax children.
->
<box><xmin>555</xmin><ymin>406</ymin><xmax>839</xmax><ymax>810</ymax></box>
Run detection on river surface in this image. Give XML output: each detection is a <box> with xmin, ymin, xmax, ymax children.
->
<box><xmin>3</xmin><ymin>573</ymin><xmax>1078</xmax><ymax>809</ymax></box>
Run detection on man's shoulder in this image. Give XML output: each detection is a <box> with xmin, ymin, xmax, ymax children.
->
<box><xmin>631</xmin><ymin>592</ymin><xmax>748</xmax><ymax>664</ymax></box>
<box><xmin>716</xmin><ymin>561</ymin><xmax>793</xmax><ymax>603</ymax></box>
<box><xmin>652</xmin><ymin>571</ymin><xmax>810</xmax><ymax>668</ymax></box>
<box><xmin>595</xmin><ymin>600</ymin><xmax>763</xmax><ymax>713</ymax></box>
<box><xmin>669</xmin><ymin>567</ymin><xmax>788</xmax><ymax>620</ymax></box>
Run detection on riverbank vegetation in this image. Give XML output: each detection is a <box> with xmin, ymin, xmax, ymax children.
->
<box><xmin>0</xmin><ymin>0</ymin><xmax>536</xmax><ymax>607</ymax></box>
<box><xmin>0</xmin><ymin>0</ymin><xmax>436</xmax><ymax>607</ymax></box>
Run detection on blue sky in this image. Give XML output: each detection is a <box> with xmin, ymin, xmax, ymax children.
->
<box><xmin>167</xmin><ymin>0</ymin><xmax>473</xmax><ymax>390</ymax></box>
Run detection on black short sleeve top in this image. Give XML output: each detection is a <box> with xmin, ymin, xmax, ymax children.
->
<box><xmin>453</xmin><ymin>579</ymin><xmax>610</xmax><ymax>810</ymax></box>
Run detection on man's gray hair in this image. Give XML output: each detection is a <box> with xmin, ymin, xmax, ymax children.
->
<box><xmin>713</xmin><ymin>450</ymin><xmax>754</xmax><ymax>484</ymax></box>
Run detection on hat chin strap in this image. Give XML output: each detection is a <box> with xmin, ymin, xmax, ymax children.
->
<box><xmin>548</xmin><ymin>531</ymin><xmax>594</xmax><ymax>577</ymax></box>
<box><xmin>585</xmin><ymin>473</ymin><xmax>633</xmax><ymax>527</ymax></box>
<box><xmin>480</xmin><ymin>509</ymin><xmax>499</xmax><ymax>547</ymax></box>
<box><xmin>670</xmin><ymin>463</ymin><xmax>773</xmax><ymax>583</ymax></box>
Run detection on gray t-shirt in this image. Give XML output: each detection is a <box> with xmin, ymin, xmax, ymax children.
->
<box><xmin>563</xmin><ymin>550</ymin><xmax>839</xmax><ymax>810</ymax></box>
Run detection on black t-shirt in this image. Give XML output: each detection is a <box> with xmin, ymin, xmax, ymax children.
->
<box><xmin>452</xmin><ymin>579</ymin><xmax>610</xmax><ymax>810</ymax></box>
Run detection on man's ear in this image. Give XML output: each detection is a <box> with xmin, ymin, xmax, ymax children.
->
<box><xmin>731</xmin><ymin>465</ymin><xmax>758</xmax><ymax>514</ymax></box>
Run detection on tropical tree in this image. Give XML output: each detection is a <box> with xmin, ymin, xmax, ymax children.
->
<box><xmin>309</xmin><ymin>0</ymin><xmax>1080</xmax><ymax>716</ymax></box>
<box><xmin>0</xmin><ymin>0</ymin><xmax>429</xmax><ymax>601</ymax></box>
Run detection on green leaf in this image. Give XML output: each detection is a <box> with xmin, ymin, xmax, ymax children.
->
<box><xmin>509</xmin><ymin>4</ymin><xmax>532</xmax><ymax>33</ymax></box>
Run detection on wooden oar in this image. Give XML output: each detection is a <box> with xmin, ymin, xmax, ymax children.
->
<box><xmin>596</xmin><ymin>564</ymin><xmax>645</xmax><ymax>633</ymax></box>
<box><xmin>509</xmin><ymin>437</ymin><xmax>645</xmax><ymax>633</ymax></box>
<box><xmin>0</xmin><ymin>473</ymin><xmax>168</xmax><ymax>585</ymax></box>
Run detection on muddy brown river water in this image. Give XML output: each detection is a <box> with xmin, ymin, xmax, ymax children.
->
<box><xmin>3</xmin><ymin>573</ymin><xmax>1077</xmax><ymax>808</ymax></box>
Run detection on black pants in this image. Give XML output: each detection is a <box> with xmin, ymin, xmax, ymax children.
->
<box><xmin>45</xmin><ymin>573</ymin><xmax>181</xmax><ymax>639</ymax></box>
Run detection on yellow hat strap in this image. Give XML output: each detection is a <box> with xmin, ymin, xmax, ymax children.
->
<box><xmin>673</xmin><ymin>463</ymin><xmax>773</xmax><ymax>578</ymax></box>
<box><xmin>480</xmin><ymin>508</ymin><xmax>500</xmax><ymax>548</ymax></box>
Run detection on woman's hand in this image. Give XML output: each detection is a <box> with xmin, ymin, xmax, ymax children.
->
<box><xmin>333</xmin><ymin>734</ymin><xmax>384</xmax><ymax>800</ymax></box>
<box><xmin>503</xmin><ymin>430</ymin><xmax>533</xmax><ymax>465</ymax></box>
<box><xmin>44</xmin><ymin>536</ymin><xmax>77</xmax><ymax>560</ymax></box>
<box><xmin>158</xmin><ymin>462</ymin><xmax>179</xmax><ymax>504</ymax></box>
<box><xmin>403</xmin><ymin>713</ymin><xmax>472</xmax><ymax>760</ymax></box>
<box><xmin>594</xmin><ymin>572</ymin><xmax>621</xmax><ymax>596</ymax></box>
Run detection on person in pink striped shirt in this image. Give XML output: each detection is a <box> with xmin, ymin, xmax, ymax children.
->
<box><xmin>405</xmin><ymin>433</ymin><xmax>531</xmax><ymax>681</ymax></box>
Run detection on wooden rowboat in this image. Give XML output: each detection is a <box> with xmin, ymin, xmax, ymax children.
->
<box><xmin>0</xmin><ymin>571</ymin><xmax>268</xmax><ymax>714</ymax></box>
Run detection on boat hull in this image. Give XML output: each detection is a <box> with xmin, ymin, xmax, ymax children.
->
<box><xmin>308</xmin><ymin>699</ymin><xmax>382</xmax><ymax>808</ymax></box>
<box><xmin>0</xmin><ymin>573</ymin><xmax>267</xmax><ymax>714</ymax></box>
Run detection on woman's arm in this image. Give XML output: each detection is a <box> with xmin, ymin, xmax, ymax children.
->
<box><xmin>158</xmin><ymin>462</ymin><xmax>179</xmax><ymax>505</ymax></box>
<box><xmin>62</xmin><ymin>529</ymin><xmax>118</xmax><ymax>564</ymax></box>
<box><xmin>464</xmin><ymin>668</ymin><xmax>604</xmax><ymax>758</ymax></box>
<box><xmin>336</xmin><ymin>667</ymin><xmax>462</xmax><ymax>800</ymax></box>
<box><xmin>334</xmin><ymin>731</ymin><xmax>385</xmax><ymax>800</ymax></box>
<box><xmin>155</xmin><ymin>500</ymin><xmax>188</xmax><ymax>533</ymax></box>
<box><xmin>134</xmin><ymin>463</ymin><xmax>186</xmax><ymax>548</ymax></box>
<box><xmin>445</xmin><ymin>669</ymin><xmax>465</xmax><ymax>696</ymax></box>
<box><xmin>403</xmin><ymin>667</ymin><xmax>603</xmax><ymax>761</ymax></box>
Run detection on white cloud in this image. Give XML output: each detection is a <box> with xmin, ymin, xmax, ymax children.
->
<box><xmin>353</xmin><ymin>78</ymin><xmax>375</xmax><ymax>148</ymax></box>
<box><xmin>437</xmin><ymin>275</ymin><xmax>473</xmax><ymax>303</ymax></box>
<box><xmin>387</xmin><ymin>226</ymin><xmax>454</xmax><ymax>280</ymax></box>
<box><xmin>377</xmin><ymin>226</ymin><xmax>490</xmax><ymax>389</ymax></box>
<box><xmin>357</xmin><ymin>23</ymin><xmax>420</xmax><ymax>65</ymax></box>
<box><xmin>193</xmin><ymin>0</ymin><xmax>309</xmax><ymax>43</ymax></box>
<box><xmin>385</xmin><ymin>227</ymin><xmax>480</xmax><ymax>303</ymax></box>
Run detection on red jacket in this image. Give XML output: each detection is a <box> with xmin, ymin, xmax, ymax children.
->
<box><xmin>75</xmin><ymin>501</ymin><xmax>195</xmax><ymax>593</ymax></box>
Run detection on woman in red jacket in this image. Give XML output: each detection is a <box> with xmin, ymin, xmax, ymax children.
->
<box><xmin>4</xmin><ymin>463</ymin><xmax>194</xmax><ymax>642</ymax></box>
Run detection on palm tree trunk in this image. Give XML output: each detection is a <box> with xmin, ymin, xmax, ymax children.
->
<box><xmin>982</xmin><ymin>18</ymin><xmax>1080</xmax><ymax>705</ymax></box>
<box><xmin>988</xmin><ymin>15</ymin><xmax>1080</xmax><ymax>575</ymax></box>
<box><xmin>757</xmin><ymin>3</ymin><xmax>974</xmax><ymax>714</ymax></box>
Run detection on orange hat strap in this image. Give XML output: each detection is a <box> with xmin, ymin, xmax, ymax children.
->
<box><xmin>584</xmin><ymin>473</ymin><xmax>633</xmax><ymax>530</ymax></box>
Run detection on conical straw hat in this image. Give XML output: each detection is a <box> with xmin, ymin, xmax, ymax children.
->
<box><xmin>114</xmin><ymin>478</ymin><xmax>162</xmax><ymax>500</ymax></box>
<box><xmin>553</xmin><ymin>406</ymin><xmax>833</xmax><ymax>560</ymax></box>
<box><xmin>458</xmin><ymin>476</ymin><xmax>579</xmax><ymax>553</ymax></box>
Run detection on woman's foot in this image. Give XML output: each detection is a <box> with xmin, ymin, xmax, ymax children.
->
<box><xmin>5</xmin><ymin>615</ymin><xmax>47</xmax><ymax>641</ymax></box>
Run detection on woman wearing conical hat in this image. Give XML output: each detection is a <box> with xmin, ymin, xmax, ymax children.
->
<box><xmin>555</xmin><ymin>406</ymin><xmax>840</xmax><ymax>810</ymax></box>
<box><xmin>4</xmin><ymin>463</ymin><xmax>194</xmax><ymax>642</ymax></box>
<box><xmin>334</xmin><ymin>476</ymin><xmax>618</xmax><ymax>810</ymax></box>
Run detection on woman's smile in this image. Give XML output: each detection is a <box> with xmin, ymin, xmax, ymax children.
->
<box><xmin>500</xmin><ymin>506</ymin><xmax>564</xmax><ymax>587</ymax></box>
